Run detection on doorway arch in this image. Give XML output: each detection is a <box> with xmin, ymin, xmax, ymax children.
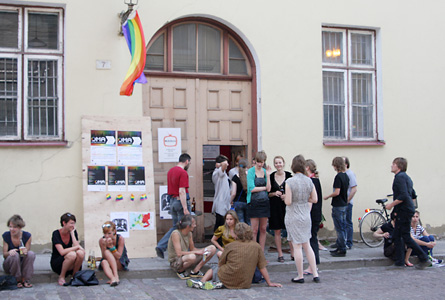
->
<box><xmin>143</xmin><ymin>16</ymin><xmax>259</xmax><ymax>241</ymax></box>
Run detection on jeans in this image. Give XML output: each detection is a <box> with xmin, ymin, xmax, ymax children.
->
<box><xmin>345</xmin><ymin>203</ymin><xmax>353</xmax><ymax>248</ymax></box>
<box><xmin>233</xmin><ymin>201</ymin><xmax>250</xmax><ymax>225</ymax></box>
<box><xmin>411</xmin><ymin>235</ymin><xmax>435</xmax><ymax>257</ymax></box>
<box><xmin>332</xmin><ymin>206</ymin><xmax>347</xmax><ymax>252</ymax></box>
<box><xmin>157</xmin><ymin>198</ymin><xmax>191</xmax><ymax>252</ymax></box>
<box><xmin>393</xmin><ymin>211</ymin><xmax>428</xmax><ymax>266</ymax></box>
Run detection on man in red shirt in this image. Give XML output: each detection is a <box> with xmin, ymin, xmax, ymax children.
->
<box><xmin>156</xmin><ymin>153</ymin><xmax>192</xmax><ymax>259</ymax></box>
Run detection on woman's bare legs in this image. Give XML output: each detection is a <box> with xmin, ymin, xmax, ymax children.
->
<box><xmin>58</xmin><ymin>252</ymin><xmax>76</xmax><ymax>286</ymax></box>
<box><xmin>302</xmin><ymin>242</ymin><xmax>319</xmax><ymax>278</ymax></box>
<box><xmin>292</xmin><ymin>242</ymin><xmax>304</xmax><ymax>280</ymax></box>
<box><xmin>101</xmin><ymin>250</ymin><xmax>119</xmax><ymax>284</ymax></box>
<box><xmin>258</xmin><ymin>217</ymin><xmax>268</xmax><ymax>251</ymax></box>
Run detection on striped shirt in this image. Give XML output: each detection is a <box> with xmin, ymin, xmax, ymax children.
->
<box><xmin>410</xmin><ymin>224</ymin><xmax>425</xmax><ymax>239</ymax></box>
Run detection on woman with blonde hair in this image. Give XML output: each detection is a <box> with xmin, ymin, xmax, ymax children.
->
<box><xmin>99</xmin><ymin>221</ymin><xmax>130</xmax><ymax>286</ymax></box>
<box><xmin>211</xmin><ymin>210</ymin><xmax>239</xmax><ymax>257</ymax></box>
<box><xmin>247</xmin><ymin>151</ymin><xmax>272</xmax><ymax>251</ymax></box>
<box><xmin>2</xmin><ymin>214</ymin><xmax>36</xmax><ymax>288</ymax></box>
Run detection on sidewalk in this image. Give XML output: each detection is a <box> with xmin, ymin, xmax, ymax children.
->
<box><xmin>2</xmin><ymin>240</ymin><xmax>444</xmax><ymax>284</ymax></box>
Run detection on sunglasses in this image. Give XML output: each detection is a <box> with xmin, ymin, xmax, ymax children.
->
<box><xmin>102</xmin><ymin>223</ymin><xmax>112</xmax><ymax>228</ymax></box>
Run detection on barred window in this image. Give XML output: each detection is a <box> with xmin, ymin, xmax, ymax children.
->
<box><xmin>0</xmin><ymin>5</ymin><xmax>63</xmax><ymax>142</ymax></box>
<box><xmin>322</xmin><ymin>28</ymin><xmax>377</xmax><ymax>141</ymax></box>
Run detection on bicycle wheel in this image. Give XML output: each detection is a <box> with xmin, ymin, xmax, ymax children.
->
<box><xmin>359</xmin><ymin>211</ymin><xmax>386</xmax><ymax>247</ymax></box>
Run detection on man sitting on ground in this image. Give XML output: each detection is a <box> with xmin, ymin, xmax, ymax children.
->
<box><xmin>167</xmin><ymin>214</ymin><xmax>216</xmax><ymax>279</ymax></box>
<box><xmin>186</xmin><ymin>222</ymin><xmax>282</xmax><ymax>290</ymax></box>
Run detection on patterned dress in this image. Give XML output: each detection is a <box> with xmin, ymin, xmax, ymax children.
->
<box><xmin>284</xmin><ymin>173</ymin><xmax>313</xmax><ymax>244</ymax></box>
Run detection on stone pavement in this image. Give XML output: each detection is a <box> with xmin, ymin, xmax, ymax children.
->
<box><xmin>10</xmin><ymin>239</ymin><xmax>443</xmax><ymax>283</ymax></box>
<box><xmin>1</xmin><ymin>265</ymin><xmax>445</xmax><ymax>299</ymax></box>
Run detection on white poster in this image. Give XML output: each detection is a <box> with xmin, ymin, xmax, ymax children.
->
<box><xmin>90</xmin><ymin>130</ymin><xmax>116</xmax><ymax>165</ymax></box>
<box><xmin>158</xmin><ymin>128</ymin><xmax>181</xmax><ymax>163</ymax></box>
<box><xmin>110</xmin><ymin>212</ymin><xmax>129</xmax><ymax>238</ymax></box>
<box><xmin>203</xmin><ymin>145</ymin><xmax>220</xmax><ymax>159</ymax></box>
<box><xmin>117</xmin><ymin>131</ymin><xmax>143</xmax><ymax>166</ymax></box>
<box><xmin>159</xmin><ymin>185</ymin><xmax>171</xmax><ymax>219</ymax></box>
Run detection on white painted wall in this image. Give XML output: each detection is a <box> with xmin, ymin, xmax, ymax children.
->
<box><xmin>1</xmin><ymin>0</ymin><xmax>444</xmax><ymax>247</ymax></box>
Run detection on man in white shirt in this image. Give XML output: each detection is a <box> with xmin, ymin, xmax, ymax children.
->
<box><xmin>212</xmin><ymin>155</ymin><xmax>231</xmax><ymax>231</ymax></box>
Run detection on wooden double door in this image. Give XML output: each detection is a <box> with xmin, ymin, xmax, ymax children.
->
<box><xmin>143</xmin><ymin>77</ymin><xmax>253</xmax><ymax>241</ymax></box>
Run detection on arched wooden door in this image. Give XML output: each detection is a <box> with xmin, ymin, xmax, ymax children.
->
<box><xmin>143</xmin><ymin>18</ymin><xmax>257</xmax><ymax>241</ymax></box>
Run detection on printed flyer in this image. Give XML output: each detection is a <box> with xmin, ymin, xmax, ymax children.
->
<box><xmin>128</xmin><ymin>166</ymin><xmax>146</xmax><ymax>192</ymax></box>
<box><xmin>87</xmin><ymin>166</ymin><xmax>106</xmax><ymax>191</ymax></box>
<box><xmin>90</xmin><ymin>130</ymin><xmax>116</xmax><ymax>165</ymax></box>
<box><xmin>117</xmin><ymin>131</ymin><xmax>143</xmax><ymax>166</ymax></box>
<box><xmin>108</xmin><ymin>166</ymin><xmax>126</xmax><ymax>192</ymax></box>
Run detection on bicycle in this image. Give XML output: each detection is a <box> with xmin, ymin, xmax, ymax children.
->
<box><xmin>358</xmin><ymin>195</ymin><xmax>392</xmax><ymax>247</ymax></box>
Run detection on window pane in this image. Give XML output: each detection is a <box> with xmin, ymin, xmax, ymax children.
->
<box><xmin>0</xmin><ymin>11</ymin><xmax>19</xmax><ymax>48</ymax></box>
<box><xmin>198</xmin><ymin>24</ymin><xmax>221</xmax><ymax>73</ymax></box>
<box><xmin>351</xmin><ymin>33</ymin><xmax>372</xmax><ymax>65</ymax></box>
<box><xmin>173</xmin><ymin>24</ymin><xmax>196</xmax><ymax>72</ymax></box>
<box><xmin>146</xmin><ymin>33</ymin><xmax>164</xmax><ymax>71</ymax></box>
<box><xmin>229</xmin><ymin>39</ymin><xmax>247</xmax><ymax>75</ymax></box>
<box><xmin>322</xmin><ymin>31</ymin><xmax>343</xmax><ymax>64</ymax></box>
<box><xmin>0</xmin><ymin>58</ymin><xmax>18</xmax><ymax>136</ymax></box>
<box><xmin>28</xmin><ymin>12</ymin><xmax>59</xmax><ymax>50</ymax></box>
<box><xmin>323</xmin><ymin>71</ymin><xmax>345</xmax><ymax>138</ymax></box>
<box><xmin>27</xmin><ymin>59</ymin><xmax>58</xmax><ymax>137</ymax></box>
<box><xmin>351</xmin><ymin>73</ymin><xmax>373</xmax><ymax>138</ymax></box>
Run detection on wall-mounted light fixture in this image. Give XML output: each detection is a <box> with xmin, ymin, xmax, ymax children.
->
<box><xmin>119</xmin><ymin>0</ymin><xmax>138</xmax><ymax>35</ymax></box>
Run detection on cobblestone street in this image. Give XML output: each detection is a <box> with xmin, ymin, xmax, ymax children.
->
<box><xmin>2</xmin><ymin>265</ymin><xmax>444</xmax><ymax>300</ymax></box>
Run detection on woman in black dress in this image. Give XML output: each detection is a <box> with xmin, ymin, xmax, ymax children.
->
<box><xmin>303</xmin><ymin>159</ymin><xmax>323</xmax><ymax>275</ymax></box>
<box><xmin>268</xmin><ymin>156</ymin><xmax>293</xmax><ymax>262</ymax></box>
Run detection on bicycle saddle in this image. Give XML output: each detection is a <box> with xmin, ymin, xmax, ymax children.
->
<box><xmin>376</xmin><ymin>198</ymin><xmax>388</xmax><ymax>204</ymax></box>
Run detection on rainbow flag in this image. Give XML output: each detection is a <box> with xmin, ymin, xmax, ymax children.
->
<box><xmin>120</xmin><ymin>10</ymin><xmax>147</xmax><ymax>96</ymax></box>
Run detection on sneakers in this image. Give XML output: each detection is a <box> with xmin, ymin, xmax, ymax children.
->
<box><xmin>177</xmin><ymin>271</ymin><xmax>190</xmax><ymax>280</ymax></box>
<box><xmin>155</xmin><ymin>247</ymin><xmax>164</xmax><ymax>259</ymax></box>
<box><xmin>186</xmin><ymin>279</ymin><xmax>215</xmax><ymax>290</ymax></box>
<box><xmin>429</xmin><ymin>256</ymin><xmax>443</xmax><ymax>264</ymax></box>
<box><xmin>213</xmin><ymin>281</ymin><xmax>224</xmax><ymax>289</ymax></box>
<box><xmin>190</xmin><ymin>270</ymin><xmax>204</xmax><ymax>277</ymax></box>
<box><xmin>186</xmin><ymin>279</ymin><xmax>203</xmax><ymax>289</ymax></box>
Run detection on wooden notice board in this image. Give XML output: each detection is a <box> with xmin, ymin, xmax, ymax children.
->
<box><xmin>81</xmin><ymin>116</ymin><xmax>156</xmax><ymax>258</ymax></box>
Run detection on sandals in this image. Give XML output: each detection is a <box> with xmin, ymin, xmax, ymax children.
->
<box><xmin>17</xmin><ymin>282</ymin><xmax>23</xmax><ymax>288</ymax></box>
<box><xmin>23</xmin><ymin>280</ymin><xmax>33</xmax><ymax>288</ymax></box>
<box><xmin>277</xmin><ymin>256</ymin><xmax>285</xmax><ymax>263</ymax></box>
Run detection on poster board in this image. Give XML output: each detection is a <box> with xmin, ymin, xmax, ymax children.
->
<box><xmin>82</xmin><ymin>116</ymin><xmax>156</xmax><ymax>258</ymax></box>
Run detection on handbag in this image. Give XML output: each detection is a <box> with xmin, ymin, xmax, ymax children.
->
<box><xmin>0</xmin><ymin>275</ymin><xmax>18</xmax><ymax>290</ymax></box>
<box><xmin>64</xmin><ymin>270</ymin><xmax>99</xmax><ymax>286</ymax></box>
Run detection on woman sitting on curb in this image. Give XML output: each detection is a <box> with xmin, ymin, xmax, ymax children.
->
<box><xmin>211</xmin><ymin>210</ymin><xmax>239</xmax><ymax>258</ymax></box>
<box><xmin>406</xmin><ymin>210</ymin><xmax>442</xmax><ymax>265</ymax></box>
<box><xmin>99</xmin><ymin>221</ymin><xmax>130</xmax><ymax>286</ymax></box>
<box><xmin>50</xmin><ymin>213</ymin><xmax>85</xmax><ymax>286</ymax></box>
<box><xmin>2</xmin><ymin>214</ymin><xmax>36</xmax><ymax>288</ymax></box>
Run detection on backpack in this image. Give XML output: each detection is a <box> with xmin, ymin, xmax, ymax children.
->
<box><xmin>0</xmin><ymin>275</ymin><xmax>18</xmax><ymax>291</ymax></box>
<box><xmin>64</xmin><ymin>270</ymin><xmax>99</xmax><ymax>286</ymax></box>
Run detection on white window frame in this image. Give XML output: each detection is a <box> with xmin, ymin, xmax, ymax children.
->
<box><xmin>0</xmin><ymin>53</ymin><xmax>22</xmax><ymax>140</ymax></box>
<box><xmin>24</xmin><ymin>7</ymin><xmax>64</xmax><ymax>54</ymax></box>
<box><xmin>0</xmin><ymin>6</ymin><xmax>22</xmax><ymax>53</ymax></box>
<box><xmin>23</xmin><ymin>55</ymin><xmax>63</xmax><ymax>140</ymax></box>
<box><xmin>0</xmin><ymin>5</ymin><xmax>64</xmax><ymax>142</ymax></box>
<box><xmin>322</xmin><ymin>27</ymin><xmax>378</xmax><ymax>142</ymax></box>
